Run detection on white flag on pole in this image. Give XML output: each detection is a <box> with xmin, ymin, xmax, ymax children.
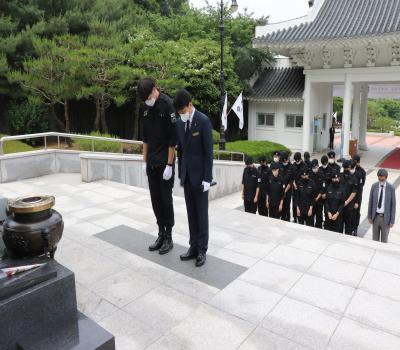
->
<box><xmin>231</xmin><ymin>92</ymin><xmax>244</xmax><ymax>129</ymax></box>
<box><xmin>221</xmin><ymin>92</ymin><xmax>228</xmax><ymax>131</ymax></box>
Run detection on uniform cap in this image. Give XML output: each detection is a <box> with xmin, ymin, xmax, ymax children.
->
<box><xmin>304</xmin><ymin>152</ymin><xmax>311</xmax><ymax>160</ymax></box>
<box><xmin>331</xmin><ymin>171</ymin><xmax>340</xmax><ymax>180</ymax></box>
<box><xmin>273</xmin><ymin>151</ymin><xmax>281</xmax><ymax>157</ymax></box>
<box><xmin>311</xmin><ymin>159</ymin><xmax>319</xmax><ymax>167</ymax></box>
<box><xmin>321</xmin><ymin>155</ymin><xmax>328</xmax><ymax>165</ymax></box>
<box><xmin>300</xmin><ymin>167</ymin><xmax>310</xmax><ymax>176</ymax></box>
<box><xmin>245</xmin><ymin>157</ymin><xmax>253</xmax><ymax>165</ymax></box>
<box><xmin>327</xmin><ymin>151</ymin><xmax>336</xmax><ymax>159</ymax></box>
<box><xmin>342</xmin><ymin>160</ymin><xmax>351</xmax><ymax>169</ymax></box>
<box><xmin>259</xmin><ymin>155</ymin><xmax>267</xmax><ymax>162</ymax></box>
<box><xmin>270</xmin><ymin>162</ymin><xmax>280</xmax><ymax>170</ymax></box>
<box><xmin>280</xmin><ymin>151</ymin><xmax>289</xmax><ymax>161</ymax></box>
<box><xmin>294</xmin><ymin>152</ymin><xmax>302</xmax><ymax>161</ymax></box>
<box><xmin>353</xmin><ymin>154</ymin><xmax>361</xmax><ymax>162</ymax></box>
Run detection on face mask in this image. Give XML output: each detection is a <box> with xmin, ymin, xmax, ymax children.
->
<box><xmin>145</xmin><ymin>98</ymin><xmax>156</xmax><ymax>107</ymax></box>
<box><xmin>350</xmin><ymin>168</ymin><xmax>356</xmax><ymax>175</ymax></box>
<box><xmin>322</xmin><ymin>164</ymin><xmax>328</xmax><ymax>169</ymax></box>
<box><xmin>272</xmin><ymin>170</ymin><xmax>279</xmax><ymax>177</ymax></box>
<box><xmin>295</xmin><ymin>160</ymin><xmax>301</xmax><ymax>164</ymax></box>
<box><xmin>180</xmin><ymin>113</ymin><xmax>190</xmax><ymax>123</ymax></box>
<box><xmin>312</xmin><ymin>168</ymin><xmax>318</xmax><ymax>173</ymax></box>
<box><xmin>283</xmin><ymin>161</ymin><xmax>288</xmax><ymax>165</ymax></box>
<box><xmin>332</xmin><ymin>180</ymin><xmax>339</xmax><ymax>186</ymax></box>
<box><xmin>273</xmin><ymin>157</ymin><xmax>279</xmax><ymax>163</ymax></box>
<box><xmin>328</xmin><ymin>159</ymin><xmax>335</xmax><ymax>164</ymax></box>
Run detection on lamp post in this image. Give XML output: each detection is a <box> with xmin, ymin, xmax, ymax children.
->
<box><xmin>219</xmin><ymin>0</ymin><xmax>238</xmax><ymax>151</ymax></box>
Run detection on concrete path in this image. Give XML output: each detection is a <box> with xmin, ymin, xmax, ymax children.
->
<box><xmin>2</xmin><ymin>174</ymin><xmax>400</xmax><ymax>349</ymax></box>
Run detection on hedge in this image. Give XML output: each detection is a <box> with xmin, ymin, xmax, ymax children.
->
<box><xmin>0</xmin><ymin>134</ymin><xmax>35</xmax><ymax>154</ymax></box>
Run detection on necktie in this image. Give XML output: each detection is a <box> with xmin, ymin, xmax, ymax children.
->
<box><xmin>378</xmin><ymin>185</ymin><xmax>384</xmax><ymax>209</ymax></box>
<box><xmin>185</xmin><ymin>120</ymin><xmax>190</xmax><ymax>141</ymax></box>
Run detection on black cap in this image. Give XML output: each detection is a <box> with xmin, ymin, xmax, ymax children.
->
<box><xmin>327</xmin><ymin>151</ymin><xmax>336</xmax><ymax>159</ymax></box>
<box><xmin>353</xmin><ymin>154</ymin><xmax>361</xmax><ymax>162</ymax></box>
<box><xmin>311</xmin><ymin>159</ymin><xmax>319</xmax><ymax>167</ymax></box>
<box><xmin>342</xmin><ymin>160</ymin><xmax>351</xmax><ymax>169</ymax></box>
<box><xmin>280</xmin><ymin>151</ymin><xmax>289</xmax><ymax>161</ymax></box>
<box><xmin>331</xmin><ymin>171</ymin><xmax>340</xmax><ymax>180</ymax></box>
<box><xmin>300</xmin><ymin>167</ymin><xmax>310</xmax><ymax>176</ymax></box>
<box><xmin>350</xmin><ymin>159</ymin><xmax>357</xmax><ymax>169</ymax></box>
<box><xmin>321</xmin><ymin>155</ymin><xmax>328</xmax><ymax>165</ymax></box>
<box><xmin>304</xmin><ymin>152</ymin><xmax>311</xmax><ymax>160</ymax></box>
<box><xmin>270</xmin><ymin>162</ymin><xmax>280</xmax><ymax>171</ymax></box>
<box><xmin>273</xmin><ymin>151</ymin><xmax>281</xmax><ymax>157</ymax></box>
<box><xmin>294</xmin><ymin>152</ymin><xmax>302</xmax><ymax>161</ymax></box>
<box><xmin>259</xmin><ymin>155</ymin><xmax>267</xmax><ymax>162</ymax></box>
<box><xmin>245</xmin><ymin>157</ymin><xmax>253</xmax><ymax>165</ymax></box>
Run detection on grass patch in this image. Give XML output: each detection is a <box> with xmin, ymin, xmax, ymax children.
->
<box><xmin>0</xmin><ymin>134</ymin><xmax>36</xmax><ymax>154</ymax></box>
<box><xmin>73</xmin><ymin>131</ymin><xmax>121</xmax><ymax>153</ymax></box>
<box><xmin>214</xmin><ymin>140</ymin><xmax>290</xmax><ymax>162</ymax></box>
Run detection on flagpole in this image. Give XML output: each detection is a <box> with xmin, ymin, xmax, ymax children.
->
<box><xmin>219</xmin><ymin>0</ymin><xmax>226</xmax><ymax>151</ymax></box>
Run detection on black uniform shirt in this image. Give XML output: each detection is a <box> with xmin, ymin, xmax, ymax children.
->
<box><xmin>267</xmin><ymin>175</ymin><xmax>285</xmax><ymax>205</ymax></box>
<box><xmin>142</xmin><ymin>93</ymin><xmax>176</xmax><ymax>167</ymax></box>
<box><xmin>292</xmin><ymin>161</ymin><xmax>305</xmax><ymax>186</ymax></box>
<box><xmin>257</xmin><ymin>165</ymin><xmax>270</xmax><ymax>195</ymax></box>
<box><xmin>325</xmin><ymin>183</ymin><xmax>345</xmax><ymax>214</ymax></box>
<box><xmin>340</xmin><ymin>172</ymin><xmax>358</xmax><ymax>204</ymax></box>
<box><xmin>319</xmin><ymin>166</ymin><xmax>333</xmax><ymax>186</ymax></box>
<box><xmin>242</xmin><ymin>166</ymin><xmax>258</xmax><ymax>201</ymax></box>
<box><xmin>280</xmin><ymin>163</ymin><xmax>294</xmax><ymax>189</ymax></box>
<box><xmin>310</xmin><ymin>169</ymin><xmax>326</xmax><ymax>198</ymax></box>
<box><xmin>295</xmin><ymin>178</ymin><xmax>317</xmax><ymax>214</ymax></box>
<box><xmin>354</xmin><ymin>166</ymin><xmax>367</xmax><ymax>204</ymax></box>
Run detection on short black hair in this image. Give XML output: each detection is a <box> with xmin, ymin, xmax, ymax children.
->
<box><xmin>174</xmin><ymin>89</ymin><xmax>192</xmax><ymax>111</ymax></box>
<box><xmin>137</xmin><ymin>77</ymin><xmax>156</xmax><ymax>101</ymax></box>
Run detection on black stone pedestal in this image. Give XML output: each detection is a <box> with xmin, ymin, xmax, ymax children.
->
<box><xmin>0</xmin><ymin>260</ymin><xmax>115</xmax><ymax>350</ymax></box>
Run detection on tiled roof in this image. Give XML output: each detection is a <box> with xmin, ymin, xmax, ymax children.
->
<box><xmin>254</xmin><ymin>0</ymin><xmax>400</xmax><ymax>45</ymax></box>
<box><xmin>248</xmin><ymin>67</ymin><xmax>305</xmax><ymax>101</ymax></box>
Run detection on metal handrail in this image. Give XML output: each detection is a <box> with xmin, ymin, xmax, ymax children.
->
<box><xmin>0</xmin><ymin>132</ymin><xmax>245</xmax><ymax>162</ymax></box>
<box><xmin>0</xmin><ymin>132</ymin><xmax>142</xmax><ymax>155</ymax></box>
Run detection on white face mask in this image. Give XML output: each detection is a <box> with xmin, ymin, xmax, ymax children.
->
<box><xmin>350</xmin><ymin>168</ymin><xmax>356</xmax><ymax>175</ymax></box>
<box><xmin>322</xmin><ymin>164</ymin><xmax>328</xmax><ymax>169</ymax></box>
<box><xmin>328</xmin><ymin>158</ymin><xmax>335</xmax><ymax>164</ymax></box>
<box><xmin>272</xmin><ymin>170</ymin><xmax>279</xmax><ymax>177</ymax></box>
<box><xmin>180</xmin><ymin>113</ymin><xmax>190</xmax><ymax>123</ymax></box>
<box><xmin>312</xmin><ymin>167</ymin><xmax>319</xmax><ymax>173</ymax></box>
<box><xmin>273</xmin><ymin>157</ymin><xmax>279</xmax><ymax>163</ymax></box>
<box><xmin>145</xmin><ymin>98</ymin><xmax>156</xmax><ymax>107</ymax></box>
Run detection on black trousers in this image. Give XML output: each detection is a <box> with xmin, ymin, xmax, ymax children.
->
<box><xmin>258</xmin><ymin>194</ymin><xmax>268</xmax><ymax>216</ymax></box>
<box><xmin>244</xmin><ymin>200</ymin><xmax>257</xmax><ymax>214</ymax></box>
<box><xmin>298</xmin><ymin>213</ymin><xmax>314</xmax><ymax>227</ymax></box>
<box><xmin>268</xmin><ymin>204</ymin><xmax>281</xmax><ymax>219</ymax></box>
<box><xmin>329</xmin><ymin>137</ymin><xmax>334</xmax><ymax>150</ymax></box>
<box><xmin>292</xmin><ymin>191</ymin><xmax>298</xmax><ymax>223</ymax></box>
<box><xmin>282</xmin><ymin>190</ymin><xmax>292</xmax><ymax>221</ymax></box>
<box><xmin>147</xmin><ymin>165</ymin><xmax>174</xmax><ymax>229</ymax></box>
<box><xmin>325</xmin><ymin>215</ymin><xmax>343</xmax><ymax>233</ymax></box>
<box><xmin>342</xmin><ymin>206</ymin><xmax>354</xmax><ymax>235</ymax></box>
<box><xmin>184</xmin><ymin>179</ymin><xmax>209</xmax><ymax>254</ymax></box>
<box><xmin>314</xmin><ymin>201</ymin><xmax>324</xmax><ymax>229</ymax></box>
<box><xmin>353</xmin><ymin>198</ymin><xmax>363</xmax><ymax>234</ymax></box>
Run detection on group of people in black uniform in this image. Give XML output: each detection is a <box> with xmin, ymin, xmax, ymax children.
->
<box><xmin>242</xmin><ymin>150</ymin><xmax>367</xmax><ymax>235</ymax></box>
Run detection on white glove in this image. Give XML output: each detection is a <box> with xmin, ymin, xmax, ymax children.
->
<box><xmin>202</xmin><ymin>181</ymin><xmax>211</xmax><ymax>192</ymax></box>
<box><xmin>163</xmin><ymin>165</ymin><xmax>173</xmax><ymax>181</ymax></box>
<box><xmin>142</xmin><ymin>163</ymin><xmax>147</xmax><ymax>176</ymax></box>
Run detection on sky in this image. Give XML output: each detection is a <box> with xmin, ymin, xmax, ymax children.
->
<box><xmin>189</xmin><ymin>0</ymin><xmax>310</xmax><ymax>23</ymax></box>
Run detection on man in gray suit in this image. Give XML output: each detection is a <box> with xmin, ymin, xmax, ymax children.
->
<box><xmin>368</xmin><ymin>169</ymin><xmax>396</xmax><ymax>243</ymax></box>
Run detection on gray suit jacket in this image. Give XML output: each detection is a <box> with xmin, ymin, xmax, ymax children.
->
<box><xmin>368</xmin><ymin>182</ymin><xmax>396</xmax><ymax>226</ymax></box>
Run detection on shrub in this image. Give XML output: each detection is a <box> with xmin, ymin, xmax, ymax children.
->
<box><xmin>212</xmin><ymin>129</ymin><xmax>220</xmax><ymax>144</ymax></box>
<box><xmin>5</xmin><ymin>101</ymin><xmax>49</xmax><ymax>146</ymax></box>
<box><xmin>73</xmin><ymin>131</ymin><xmax>121</xmax><ymax>153</ymax></box>
<box><xmin>0</xmin><ymin>134</ymin><xmax>35</xmax><ymax>154</ymax></box>
<box><xmin>214</xmin><ymin>140</ymin><xmax>290</xmax><ymax>163</ymax></box>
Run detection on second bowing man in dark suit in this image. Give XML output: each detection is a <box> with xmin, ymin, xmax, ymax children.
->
<box><xmin>174</xmin><ymin>89</ymin><xmax>214</xmax><ymax>267</ymax></box>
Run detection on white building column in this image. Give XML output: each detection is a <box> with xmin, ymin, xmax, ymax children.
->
<box><xmin>302</xmin><ymin>74</ymin><xmax>312</xmax><ymax>152</ymax></box>
<box><xmin>359</xmin><ymin>83</ymin><xmax>369</xmax><ymax>151</ymax></box>
<box><xmin>342</xmin><ymin>73</ymin><xmax>352</xmax><ymax>158</ymax></box>
<box><xmin>352</xmin><ymin>83</ymin><xmax>361</xmax><ymax>141</ymax></box>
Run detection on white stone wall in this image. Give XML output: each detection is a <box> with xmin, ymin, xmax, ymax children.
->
<box><xmin>80</xmin><ymin>154</ymin><xmax>244</xmax><ymax>201</ymax></box>
<box><xmin>248</xmin><ymin>100</ymin><xmax>305</xmax><ymax>151</ymax></box>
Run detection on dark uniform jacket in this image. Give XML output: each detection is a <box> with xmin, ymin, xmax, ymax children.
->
<box><xmin>142</xmin><ymin>93</ymin><xmax>176</xmax><ymax>167</ymax></box>
<box><xmin>295</xmin><ymin>178</ymin><xmax>317</xmax><ymax>214</ymax></box>
<box><xmin>325</xmin><ymin>183</ymin><xmax>345</xmax><ymax>214</ymax></box>
<box><xmin>257</xmin><ymin>165</ymin><xmax>270</xmax><ymax>196</ymax></box>
<box><xmin>354</xmin><ymin>166</ymin><xmax>367</xmax><ymax>205</ymax></box>
<box><xmin>310</xmin><ymin>170</ymin><xmax>326</xmax><ymax>200</ymax></box>
<box><xmin>280</xmin><ymin>163</ymin><xmax>294</xmax><ymax>189</ymax></box>
<box><xmin>176</xmin><ymin>109</ymin><xmax>214</xmax><ymax>187</ymax></box>
<box><xmin>242</xmin><ymin>166</ymin><xmax>258</xmax><ymax>201</ymax></box>
<box><xmin>340</xmin><ymin>172</ymin><xmax>358</xmax><ymax>207</ymax></box>
<box><xmin>267</xmin><ymin>175</ymin><xmax>286</xmax><ymax>205</ymax></box>
<box><xmin>319</xmin><ymin>166</ymin><xmax>333</xmax><ymax>186</ymax></box>
<box><xmin>292</xmin><ymin>161</ymin><xmax>305</xmax><ymax>187</ymax></box>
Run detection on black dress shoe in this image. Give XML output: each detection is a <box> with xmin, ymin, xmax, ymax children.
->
<box><xmin>149</xmin><ymin>236</ymin><xmax>164</xmax><ymax>251</ymax></box>
<box><xmin>180</xmin><ymin>248</ymin><xmax>197</xmax><ymax>261</ymax></box>
<box><xmin>195</xmin><ymin>253</ymin><xmax>206</xmax><ymax>267</ymax></box>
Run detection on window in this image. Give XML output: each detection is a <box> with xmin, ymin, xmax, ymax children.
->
<box><xmin>257</xmin><ymin>113</ymin><xmax>275</xmax><ymax>127</ymax></box>
<box><xmin>286</xmin><ymin>114</ymin><xmax>303</xmax><ymax>129</ymax></box>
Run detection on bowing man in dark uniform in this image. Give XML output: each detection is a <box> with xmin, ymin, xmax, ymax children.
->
<box><xmin>325</xmin><ymin>172</ymin><xmax>345</xmax><ymax>233</ymax></box>
<box><xmin>352</xmin><ymin>154</ymin><xmax>366</xmax><ymax>235</ymax></box>
<box><xmin>241</xmin><ymin>157</ymin><xmax>258</xmax><ymax>214</ymax></box>
<box><xmin>255</xmin><ymin>156</ymin><xmax>269</xmax><ymax>217</ymax></box>
<box><xmin>266</xmin><ymin>163</ymin><xmax>285</xmax><ymax>219</ymax></box>
<box><xmin>174</xmin><ymin>90</ymin><xmax>213</xmax><ymax>267</ymax></box>
<box><xmin>295</xmin><ymin>168</ymin><xmax>317</xmax><ymax>227</ymax></box>
<box><xmin>138</xmin><ymin>77</ymin><xmax>176</xmax><ymax>255</ymax></box>
<box><xmin>340</xmin><ymin>160</ymin><xmax>359</xmax><ymax>235</ymax></box>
